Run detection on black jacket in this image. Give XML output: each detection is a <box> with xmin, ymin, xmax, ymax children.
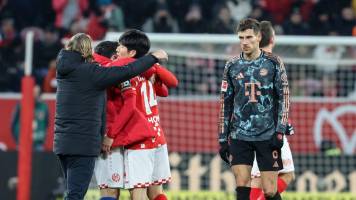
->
<box><xmin>54</xmin><ymin>50</ymin><xmax>157</xmax><ymax>156</ymax></box>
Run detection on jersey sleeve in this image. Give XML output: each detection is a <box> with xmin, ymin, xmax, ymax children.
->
<box><xmin>141</xmin><ymin>65</ymin><xmax>157</xmax><ymax>79</ymax></box>
<box><xmin>107</xmin><ymin>80</ymin><xmax>137</xmax><ymax>139</ymax></box>
<box><xmin>274</xmin><ymin>57</ymin><xmax>290</xmax><ymax>134</ymax></box>
<box><xmin>218</xmin><ymin>61</ymin><xmax>234</xmax><ymax>143</ymax></box>
<box><xmin>105</xmin><ymin>88</ymin><xmax>117</xmax><ymax>137</ymax></box>
<box><xmin>153</xmin><ymin>77</ymin><xmax>169</xmax><ymax>97</ymax></box>
<box><xmin>155</xmin><ymin>64</ymin><xmax>178</xmax><ymax>88</ymax></box>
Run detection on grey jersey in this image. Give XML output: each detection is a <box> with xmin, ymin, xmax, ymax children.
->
<box><xmin>218</xmin><ymin>51</ymin><xmax>290</xmax><ymax>142</ymax></box>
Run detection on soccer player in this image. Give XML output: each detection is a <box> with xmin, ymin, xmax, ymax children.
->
<box><xmin>94</xmin><ymin>30</ymin><xmax>177</xmax><ymax>200</ymax></box>
<box><xmin>218</xmin><ymin>18</ymin><xmax>290</xmax><ymax>200</ymax></box>
<box><xmin>54</xmin><ymin>33</ymin><xmax>167</xmax><ymax>200</ymax></box>
<box><xmin>249</xmin><ymin>20</ymin><xmax>295</xmax><ymax>200</ymax></box>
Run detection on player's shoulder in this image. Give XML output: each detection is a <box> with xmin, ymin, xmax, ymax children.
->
<box><xmin>224</xmin><ymin>55</ymin><xmax>240</xmax><ymax>69</ymax></box>
<box><xmin>262</xmin><ymin>51</ymin><xmax>283</xmax><ymax>66</ymax></box>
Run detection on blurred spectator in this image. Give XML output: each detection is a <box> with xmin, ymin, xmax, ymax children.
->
<box><xmin>104</xmin><ymin>1</ymin><xmax>125</xmax><ymax>31</ymax></box>
<box><xmin>165</xmin><ymin>0</ymin><xmax>191</xmax><ymax>29</ymax></box>
<box><xmin>121</xmin><ymin>0</ymin><xmax>156</xmax><ymax>29</ymax></box>
<box><xmin>225</xmin><ymin>0</ymin><xmax>252</xmax><ymax>22</ymax></box>
<box><xmin>142</xmin><ymin>7</ymin><xmax>179</xmax><ymax>33</ymax></box>
<box><xmin>313</xmin><ymin>38</ymin><xmax>345</xmax><ymax>96</ymax></box>
<box><xmin>11</xmin><ymin>85</ymin><xmax>49</xmax><ymax>151</ymax></box>
<box><xmin>210</xmin><ymin>5</ymin><xmax>235</xmax><ymax>34</ymax></box>
<box><xmin>52</xmin><ymin>0</ymin><xmax>89</xmax><ymax>29</ymax></box>
<box><xmin>282</xmin><ymin>10</ymin><xmax>309</xmax><ymax>35</ymax></box>
<box><xmin>260</xmin><ymin>0</ymin><xmax>293</xmax><ymax>24</ymax></box>
<box><xmin>248</xmin><ymin>6</ymin><xmax>272</xmax><ymax>22</ymax></box>
<box><xmin>65</xmin><ymin>17</ymin><xmax>88</xmax><ymax>39</ymax></box>
<box><xmin>335</xmin><ymin>7</ymin><xmax>356</xmax><ymax>36</ymax></box>
<box><xmin>31</xmin><ymin>26</ymin><xmax>62</xmax><ymax>85</ymax></box>
<box><xmin>0</xmin><ymin>17</ymin><xmax>22</xmax><ymax>92</ymax></box>
<box><xmin>310</xmin><ymin>11</ymin><xmax>332</xmax><ymax>35</ymax></box>
<box><xmin>86</xmin><ymin>8</ymin><xmax>108</xmax><ymax>40</ymax></box>
<box><xmin>43</xmin><ymin>59</ymin><xmax>57</xmax><ymax>93</ymax></box>
<box><xmin>313</xmin><ymin>45</ymin><xmax>345</xmax><ymax>74</ymax></box>
<box><xmin>181</xmin><ymin>4</ymin><xmax>208</xmax><ymax>33</ymax></box>
<box><xmin>291</xmin><ymin>0</ymin><xmax>314</xmax><ymax>22</ymax></box>
<box><xmin>0</xmin><ymin>17</ymin><xmax>16</xmax><ymax>47</ymax></box>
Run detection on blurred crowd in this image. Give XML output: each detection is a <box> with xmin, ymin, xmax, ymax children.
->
<box><xmin>1</xmin><ymin>0</ymin><xmax>356</xmax><ymax>94</ymax></box>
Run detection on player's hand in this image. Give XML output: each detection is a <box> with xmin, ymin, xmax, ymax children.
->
<box><xmin>270</xmin><ymin>132</ymin><xmax>284</xmax><ymax>149</ymax></box>
<box><xmin>219</xmin><ymin>142</ymin><xmax>230</xmax><ymax>164</ymax></box>
<box><xmin>285</xmin><ymin>123</ymin><xmax>295</xmax><ymax>136</ymax></box>
<box><xmin>102</xmin><ymin>135</ymin><xmax>114</xmax><ymax>154</ymax></box>
<box><xmin>151</xmin><ymin>49</ymin><xmax>168</xmax><ymax>62</ymax></box>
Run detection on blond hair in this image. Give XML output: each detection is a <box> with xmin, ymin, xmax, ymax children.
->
<box><xmin>65</xmin><ymin>33</ymin><xmax>93</xmax><ymax>62</ymax></box>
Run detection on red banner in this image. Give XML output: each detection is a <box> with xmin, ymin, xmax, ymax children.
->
<box><xmin>0</xmin><ymin>96</ymin><xmax>355</xmax><ymax>154</ymax></box>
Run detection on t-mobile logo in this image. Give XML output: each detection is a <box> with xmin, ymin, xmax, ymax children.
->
<box><xmin>244</xmin><ymin>82</ymin><xmax>261</xmax><ymax>102</ymax></box>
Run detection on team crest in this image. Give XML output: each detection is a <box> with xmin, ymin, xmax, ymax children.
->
<box><xmin>112</xmin><ymin>173</ymin><xmax>120</xmax><ymax>182</ymax></box>
<box><xmin>259</xmin><ymin>68</ymin><xmax>268</xmax><ymax>76</ymax></box>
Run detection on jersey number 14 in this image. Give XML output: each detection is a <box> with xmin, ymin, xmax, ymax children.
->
<box><xmin>141</xmin><ymin>81</ymin><xmax>157</xmax><ymax>115</ymax></box>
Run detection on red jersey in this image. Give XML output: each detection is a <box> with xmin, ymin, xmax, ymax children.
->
<box><xmin>93</xmin><ymin>54</ymin><xmax>178</xmax><ymax>149</ymax></box>
<box><xmin>104</xmin><ymin>57</ymin><xmax>177</xmax><ymax>149</ymax></box>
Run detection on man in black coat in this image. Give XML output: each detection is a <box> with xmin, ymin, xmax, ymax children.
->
<box><xmin>53</xmin><ymin>33</ymin><xmax>167</xmax><ymax>200</ymax></box>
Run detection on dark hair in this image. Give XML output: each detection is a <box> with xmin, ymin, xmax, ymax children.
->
<box><xmin>118</xmin><ymin>29</ymin><xmax>150</xmax><ymax>58</ymax></box>
<box><xmin>94</xmin><ymin>41</ymin><xmax>118</xmax><ymax>58</ymax></box>
<box><xmin>236</xmin><ymin>18</ymin><xmax>260</xmax><ymax>34</ymax></box>
<box><xmin>259</xmin><ymin>21</ymin><xmax>274</xmax><ymax>48</ymax></box>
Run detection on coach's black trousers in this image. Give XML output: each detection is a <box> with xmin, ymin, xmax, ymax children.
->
<box><xmin>58</xmin><ymin>155</ymin><xmax>96</xmax><ymax>200</ymax></box>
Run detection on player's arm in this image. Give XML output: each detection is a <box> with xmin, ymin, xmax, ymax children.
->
<box><xmin>153</xmin><ymin>77</ymin><xmax>169</xmax><ymax>97</ymax></box>
<box><xmin>218</xmin><ymin>61</ymin><xmax>234</xmax><ymax>163</ymax></box>
<box><xmin>90</xmin><ymin>55</ymin><xmax>157</xmax><ymax>89</ymax></box>
<box><xmin>109</xmin><ymin>81</ymin><xmax>137</xmax><ymax>139</ymax></box>
<box><xmin>218</xmin><ymin>62</ymin><xmax>234</xmax><ymax>143</ymax></box>
<box><xmin>105</xmin><ymin>88</ymin><xmax>117</xmax><ymax>138</ymax></box>
<box><xmin>274</xmin><ymin>57</ymin><xmax>290</xmax><ymax>134</ymax></box>
<box><xmin>155</xmin><ymin>64</ymin><xmax>178</xmax><ymax>88</ymax></box>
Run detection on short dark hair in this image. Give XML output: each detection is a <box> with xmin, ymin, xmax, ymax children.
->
<box><xmin>119</xmin><ymin>29</ymin><xmax>150</xmax><ymax>58</ymax></box>
<box><xmin>259</xmin><ymin>21</ymin><xmax>274</xmax><ymax>48</ymax></box>
<box><xmin>94</xmin><ymin>41</ymin><xmax>118</xmax><ymax>58</ymax></box>
<box><xmin>236</xmin><ymin>18</ymin><xmax>260</xmax><ymax>34</ymax></box>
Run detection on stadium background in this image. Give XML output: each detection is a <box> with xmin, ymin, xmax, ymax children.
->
<box><xmin>0</xmin><ymin>0</ymin><xmax>356</xmax><ymax>199</ymax></box>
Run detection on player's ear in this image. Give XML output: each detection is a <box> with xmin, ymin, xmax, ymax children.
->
<box><xmin>129</xmin><ymin>49</ymin><xmax>137</xmax><ymax>58</ymax></box>
<box><xmin>111</xmin><ymin>54</ymin><xmax>118</xmax><ymax>60</ymax></box>
<box><xmin>270</xmin><ymin>36</ymin><xmax>275</xmax><ymax>46</ymax></box>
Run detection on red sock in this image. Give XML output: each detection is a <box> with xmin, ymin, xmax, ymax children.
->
<box><xmin>250</xmin><ymin>188</ymin><xmax>264</xmax><ymax>200</ymax></box>
<box><xmin>277</xmin><ymin>177</ymin><xmax>288</xmax><ymax>193</ymax></box>
<box><xmin>154</xmin><ymin>194</ymin><xmax>168</xmax><ymax>200</ymax></box>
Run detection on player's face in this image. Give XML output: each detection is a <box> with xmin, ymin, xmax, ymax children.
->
<box><xmin>116</xmin><ymin>44</ymin><xmax>135</xmax><ymax>58</ymax></box>
<box><xmin>238</xmin><ymin>29</ymin><xmax>261</xmax><ymax>55</ymax></box>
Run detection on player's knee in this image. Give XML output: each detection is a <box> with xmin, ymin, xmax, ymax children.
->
<box><xmin>264</xmin><ymin>190</ymin><xmax>277</xmax><ymax>198</ymax></box>
<box><xmin>263</xmin><ymin>186</ymin><xmax>277</xmax><ymax>197</ymax></box>
<box><xmin>235</xmin><ymin>177</ymin><xmax>251</xmax><ymax>187</ymax></box>
<box><xmin>100</xmin><ymin>188</ymin><xmax>119</xmax><ymax>198</ymax></box>
<box><xmin>280</xmin><ymin>172</ymin><xmax>295</xmax><ymax>184</ymax></box>
<box><xmin>147</xmin><ymin>185</ymin><xmax>163</xmax><ymax>199</ymax></box>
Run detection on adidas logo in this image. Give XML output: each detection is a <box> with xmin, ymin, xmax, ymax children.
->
<box><xmin>236</xmin><ymin>72</ymin><xmax>244</xmax><ymax>79</ymax></box>
<box><xmin>273</xmin><ymin>161</ymin><xmax>279</xmax><ymax>168</ymax></box>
